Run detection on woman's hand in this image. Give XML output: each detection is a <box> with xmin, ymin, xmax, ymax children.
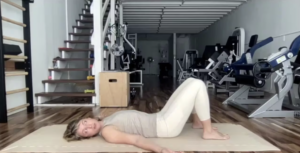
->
<box><xmin>161</xmin><ymin>148</ymin><xmax>183</xmax><ymax>153</ymax></box>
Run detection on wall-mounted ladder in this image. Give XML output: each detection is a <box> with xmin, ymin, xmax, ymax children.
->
<box><xmin>0</xmin><ymin>0</ymin><xmax>34</xmax><ymax>123</ymax></box>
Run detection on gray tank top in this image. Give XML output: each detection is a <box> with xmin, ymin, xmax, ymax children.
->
<box><xmin>101</xmin><ymin>110</ymin><xmax>157</xmax><ymax>137</ymax></box>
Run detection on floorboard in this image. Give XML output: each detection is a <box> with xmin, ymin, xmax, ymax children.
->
<box><xmin>0</xmin><ymin>75</ymin><xmax>299</xmax><ymax>153</ymax></box>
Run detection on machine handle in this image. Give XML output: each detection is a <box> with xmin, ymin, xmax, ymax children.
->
<box><xmin>249</xmin><ymin>37</ymin><xmax>273</xmax><ymax>57</ymax></box>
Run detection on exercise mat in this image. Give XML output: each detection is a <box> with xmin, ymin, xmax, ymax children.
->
<box><xmin>1</xmin><ymin>123</ymin><xmax>280</xmax><ymax>152</ymax></box>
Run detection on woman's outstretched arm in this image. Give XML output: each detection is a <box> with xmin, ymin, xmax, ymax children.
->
<box><xmin>101</xmin><ymin>126</ymin><xmax>164</xmax><ymax>153</ymax></box>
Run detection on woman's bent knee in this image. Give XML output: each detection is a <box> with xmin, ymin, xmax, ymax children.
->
<box><xmin>189</xmin><ymin>78</ymin><xmax>206</xmax><ymax>89</ymax></box>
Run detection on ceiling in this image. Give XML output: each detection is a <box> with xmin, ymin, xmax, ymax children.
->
<box><xmin>121</xmin><ymin>0</ymin><xmax>248</xmax><ymax>34</ymax></box>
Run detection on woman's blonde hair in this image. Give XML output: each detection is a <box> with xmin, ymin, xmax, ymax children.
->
<box><xmin>63</xmin><ymin>117</ymin><xmax>102</xmax><ymax>142</ymax></box>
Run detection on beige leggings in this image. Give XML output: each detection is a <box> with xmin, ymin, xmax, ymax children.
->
<box><xmin>156</xmin><ymin>78</ymin><xmax>210</xmax><ymax>137</ymax></box>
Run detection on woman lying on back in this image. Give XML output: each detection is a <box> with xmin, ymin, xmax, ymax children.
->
<box><xmin>63</xmin><ymin>78</ymin><xmax>230</xmax><ymax>153</ymax></box>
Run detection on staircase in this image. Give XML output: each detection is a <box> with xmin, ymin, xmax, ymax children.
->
<box><xmin>35</xmin><ymin>0</ymin><xmax>111</xmax><ymax>106</ymax></box>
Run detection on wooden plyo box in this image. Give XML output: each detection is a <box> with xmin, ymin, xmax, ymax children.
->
<box><xmin>99</xmin><ymin>71</ymin><xmax>129</xmax><ymax>107</ymax></box>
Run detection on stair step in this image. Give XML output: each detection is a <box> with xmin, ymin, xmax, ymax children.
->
<box><xmin>79</xmin><ymin>14</ymin><xmax>93</xmax><ymax>18</ymax></box>
<box><xmin>35</xmin><ymin>92</ymin><xmax>95</xmax><ymax>97</ymax></box>
<box><xmin>76</xmin><ymin>19</ymin><xmax>93</xmax><ymax>23</ymax></box>
<box><xmin>49</xmin><ymin>68</ymin><xmax>91</xmax><ymax>71</ymax></box>
<box><xmin>82</xmin><ymin>9</ymin><xmax>90</xmax><ymax>12</ymax></box>
<box><xmin>42</xmin><ymin>79</ymin><xmax>94</xmax><ymax>83</ymax></box>
<box><xmin>53</xmin><ymin>58</ymin><xmax>94</xmax><ymax>61</ymax></box>
<box><xmin>80</xmin><ymin>13</ymin><xmax>109</xmax><ymax>16</ymax></box>
<box><xmin>59</xmin><ymin>48</ymin><xmax>93</xmax><ymax>52</ymax></box>
<box><xmin>69</xmin><ymin>33</ymin><xmax>92</xmax><ymax>36</ymax></box>
<box><xmin>64</xmin><ymin>40</ymin><xmax>90</xmax><ymax>43</ymax></box>
<box><xmin>72</xmin><ymin>26</ymin><xmax>93</xmax><ymax>29</ymax></box>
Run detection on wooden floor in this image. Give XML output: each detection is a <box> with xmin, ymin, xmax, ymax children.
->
<box><xmin>1</xmin><ymin>75</ymin><xmax>300</xmax><ymax>153</ymax></box>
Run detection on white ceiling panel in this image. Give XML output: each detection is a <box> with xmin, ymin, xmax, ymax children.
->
<box><xmin>124</xmin><ymin>12</ymin><xmax>163</xmax><ymax>15</ymax></box>
<box><xmin>163</xmin><ymin>8</ymin><xmax>232</xmax><ymax>12</ymax></box>
<box><xmin>124</xmin><ymin>18</ymin><xmax>161</xmax><ymax>20</ymax></box>
<box><xmin>124</xmin><ymin>6</ymin><xmax>236</xmax><ymax>9</ymax></box>
<box><xmin>124</xmin><ymin>15</ymin><xmax>162</xmax><ymax>18</ymax></box>
<box><xmin>163</xmin><ymin>12</ymin><xmax>228</xmax><ymax>15</ymax></box>
<box><xmin>162</xmin><ymin>18</ymin><xmax>220</xmax><ymax>20</ymax></box>
<box><xmin>126</xmin><ymin>21</ymin><xmax>213</xmax><ymax>23</ymax></box>
<box><xmin>120</xmin><ymin>0</ymin><xmax>247</xmax><ymax>33</ymax></box>
<box><xmin>162</xmin><ymin>14</ymin><xmax>224</xmax><ymax>17</ymax></box>
<box><xmin>124</xmin><ymin>18</ymin><xmax>219</xmax><ymax>20</ymax></box>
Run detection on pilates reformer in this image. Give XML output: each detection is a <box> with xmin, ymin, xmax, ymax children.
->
<box><xmin>223</xmin><ymin>35</ymin><xmax>300</xmax><ymax>118</ymax></box>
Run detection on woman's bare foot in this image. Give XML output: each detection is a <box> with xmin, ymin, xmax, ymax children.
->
<box><xmin>192</xmin><ymin>123</ymin><xmax>217</xmax><ymax>130</ymax></box>
<box><xmin>202</xmin><ymin>129</ymin><xmax>230</xmax><ymax>140</ymax></box>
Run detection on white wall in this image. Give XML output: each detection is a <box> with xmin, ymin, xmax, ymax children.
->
<box><xmin>2</xmin><ymin>0</ymin><xmax>26</xmax><ymax>115</ymax></box>
<box><xmin>138</xmin><ymin>40</ymin><xmax>169</xmax><ymax>75</ymax></box>
<box><xmin>65</xmin><ymin>0</ymin><xmax>86</xmax><ymax>38</ymax></box>
<box><xmin>137</xmin><ymin>34</ymin><xmax>171</xmax><ymax>75</ymax></box>
<box><xmin>136</xmin><ymin>34</ymin><xmax>193</xmax><ymax>76</ymax></box>
<box><xmin>194</xmin><ymin>0</ymin><xmax>300</xmax><ymax>58</ymax></box>
<box><xmin>30</xmin><ymin>0</ymin><xmax>88</xmax><ymax>104</ymax></box>
<box><xmin>193</xmin><ymin>0</ymin><xmax>300</xmax><ymax>92</ymax></box>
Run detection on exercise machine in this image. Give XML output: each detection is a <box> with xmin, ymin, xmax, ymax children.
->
<box><xmin>223</xmin><ymin>35</ymin><xmax>300</xmax><ymax>118</ymax></box>
<box><xmin>232</xmin><ymin>27</ymin><xmax>246</xmax><ymax>60</ymax></box>
<box><xmin>182</xmin><ymin>50</ymin><xmax>199</xmax><ymax>70</ymax></box>
<box><xmin>211</xmin><ymin>35</ymin><xmax>260</xmax><ymax>85</ymax></box>
<box><xmin>283</xmin><ymin>41</ymin><xmax>300</xmax><ymax>110</ymax></box>
<box><xmin>191</xmin><ymin>32</ymin><xmax>241</xmax><ymax>93</ymax></box>
<box><xmin>112</xmin><ymin>23</ymin><xmax>143</xmax><ymax>85</ymax></box>
<box><xmin>190</xmin><ymin>28</ymin><xmax>244</xmax><ymax>80</ymax></box>
<box><xmin>207</xmin><ymin>28</ymin><xmax>245</xmax><ymax>80</ymax></box>
<box><xmin>186</xmin><ymin>36</ymin><xmax>238</xmax><ymax>84</ymax></box>
<box><xmin>177</xmin><ymin>59</ymin><xmax>197</xmax><ymax>81</ymax></box>
<box><xmin>208</xmin><ymin>35</ymin><xmax>261</xmax><ymax>96</ymax></box>
<box><xmin>206</xmin><ymin>36</ymin><xmax>238</xmax><ymax>81</ymax></box>
<box><xmin>177</xmin><ymin>50</ymin><xmax>199</xmax><ymax>81</ymax></box>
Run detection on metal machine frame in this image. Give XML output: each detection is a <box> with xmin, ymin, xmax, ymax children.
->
<box><xmin>208</xmin><ymin>28</ymin><xmax>245</xmax><ymax>93</ymax></box>
<box><xmin>218</xmin><ymin>36</ymin><xmax>273</xmax><ymax>101</ymax></box>
<box><xmin>119</xmin><ymin>24</ymin><xmax>143</xmax><ymax>85</ymax></box>
<box><xmin>224</xmin><ymin>61</ymin><xmax>298</xmax><ymax>118</ymax></box>
<box><xmin>284</xmin><ymin>60</ymin><xmax>300</xmax><ymax>110</ymax></box>
<box><xmin>182</xmin><ymin>49</ymin><xmax>199</xmax><ymax>70</ymax></box>
<box><xmin>232</xmin><ymin>27</ymin><xmax>245</xmax><ymax>59</ymax></box>
<box><xmin>223</xmin><ymin>36</ymin><xmax>300</xmax><ymax>118</ymax></box>
<box><xmin>177</xmin><ymin>59</ymin><xmax>197</xmax><ymax>81</ymax></box>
